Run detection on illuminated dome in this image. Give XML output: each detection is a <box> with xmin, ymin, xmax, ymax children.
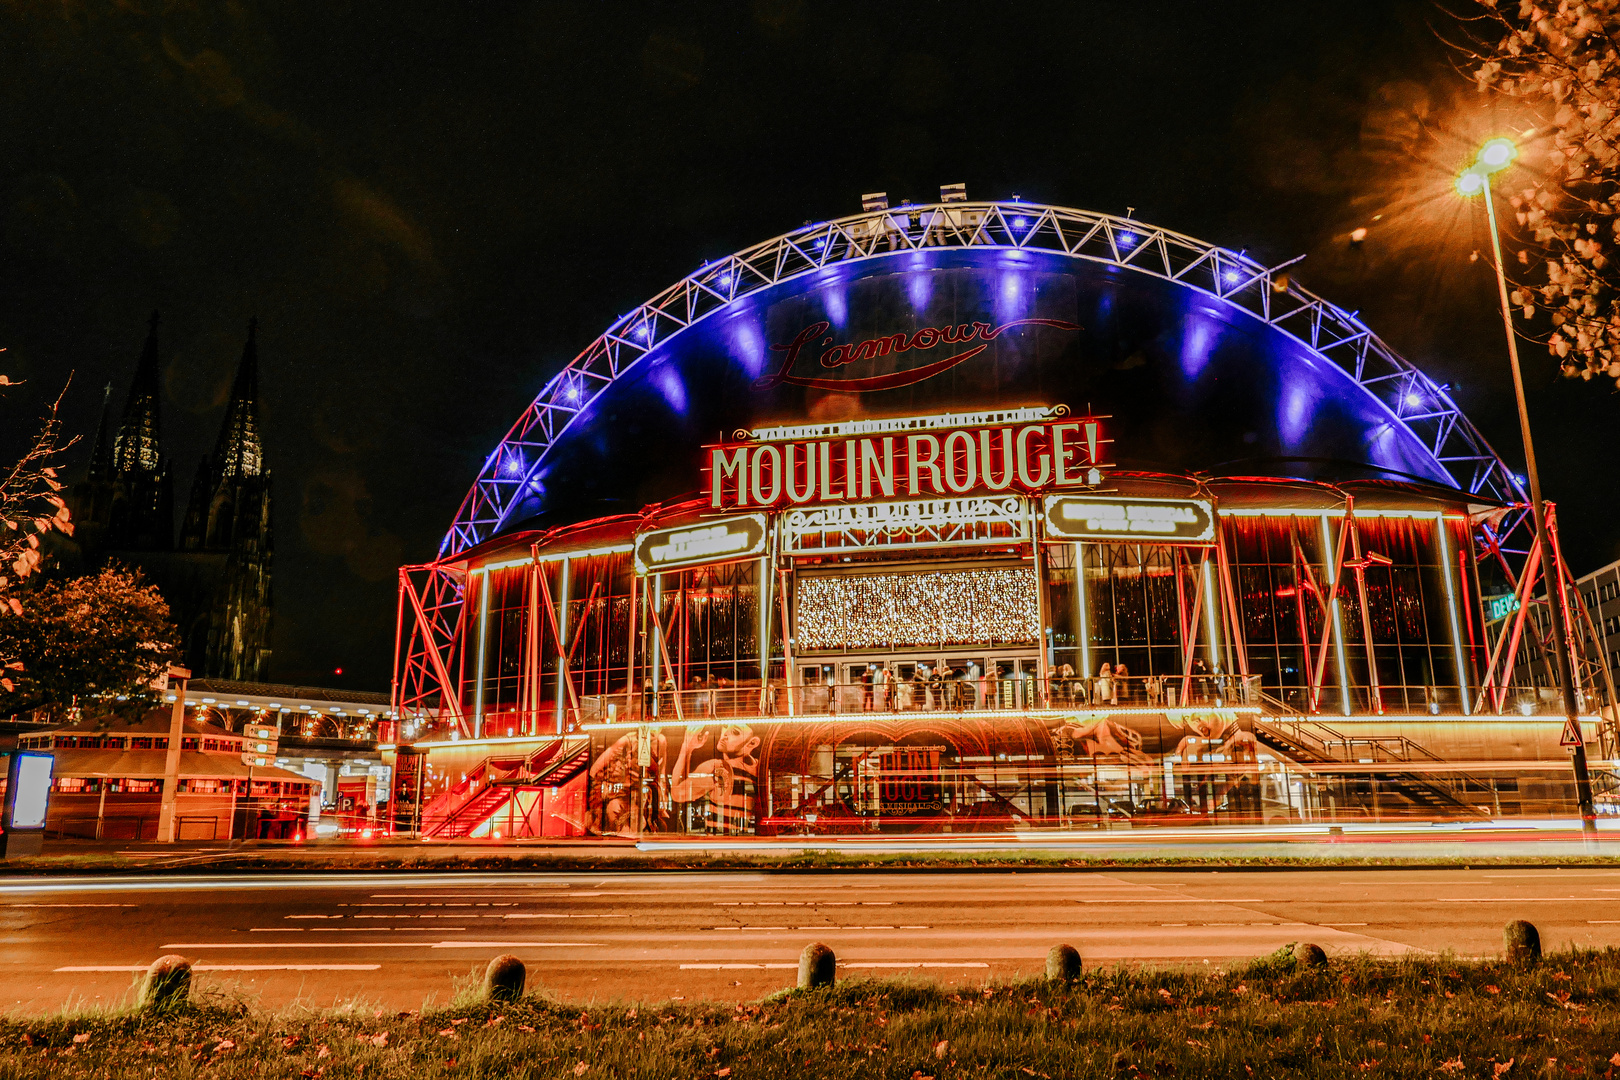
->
<box><xmin>445</xmin><ymin>200</ymin><xmax>1518</xmax><ymax>556</ymax></box>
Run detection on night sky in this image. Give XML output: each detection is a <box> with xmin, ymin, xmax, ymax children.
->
<box><xmin>2</xmin><ymin>2</ymin><xmax>1615</xmax><ymax>691</ymax></box>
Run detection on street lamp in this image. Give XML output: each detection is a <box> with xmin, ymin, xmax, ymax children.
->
<box><xmin>1457</xmin><ymin>137</ymin><xmax>1597</xmax><ymax>835</ymax></box>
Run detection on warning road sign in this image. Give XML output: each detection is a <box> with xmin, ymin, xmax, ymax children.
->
<box><xmin>1560</xmin><ymin>717</ymin><xmax>1585</xmax><ymax>749</ymax></box>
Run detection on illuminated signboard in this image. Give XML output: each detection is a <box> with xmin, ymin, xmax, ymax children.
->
<box><xmin>633</xmin><ymin>514</ymin><xmax>768</xmax><ymax>576</ymax></box>
<box><xmin>1043</xmin><ymin>494</ymin><xmax>1215</xmax><ymax>543</ymax></box>
<box><xmin>4</xmin><ymin>752</ymin><xmax>53</xmax><ymax>831</ymax></box>
<box><xmin>1484</xmin><ymin>593</ymin><xmax>1522</xmax><ymax>623</ymax></box>
<box><xmin>783</xmin><ymin>495</ymin><xmax>1030</xmax><ymax>555</ymax></box>
<box><xmin>242</xmin><ymin>723</ymin><xmax>280</xmax><ymax>768</ymax></box>
<box><xmin>705</xmin><ymin>407</ymin><xmax>1109</xmax><ymax>512</ymax></box>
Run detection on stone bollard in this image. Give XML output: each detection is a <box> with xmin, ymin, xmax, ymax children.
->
<box><xmin>1292</xmin><ymin>942</ymin><xmax>1328</xmax><ymax>967</ymax></box>
<box><xmin>1046</xmin><ymin>944</ymin><xmax>1082</xmax><ymax>984</ymax></box>
<box><xmin>1504</xmin><ymin>920</ymin><xmax>1541</xmax><ymax>964</ymax></box>
<box><xmin>798</xmin><ymin>943</ymin><xmax>836</xmax><ymax>990</ymax></box>
<box><xmin>140</xmin><ymin>955</ymin><xmax>193</xmax><ymax>1011</ymax></box>
<box><xmin>483</xmin><ymin>954</ymin><xmax>526</xmax><ymax>1003</ymax></box>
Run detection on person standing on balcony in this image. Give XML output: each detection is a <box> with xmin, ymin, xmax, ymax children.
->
<box><xmin>1097</xmin><ymin>662</ymin><xmax>1113</xmax><ymax>708</ymax></box>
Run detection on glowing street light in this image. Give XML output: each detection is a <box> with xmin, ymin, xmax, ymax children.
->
<box><xmin>1457</xmin><ymin>137</ymin><xmax>1597</xmax><ymax>835</ymax></box>
<box><xmin>1478</xmin><ymin>136</ymin><xmax>1518</xmax><ymax>172</ymax></box>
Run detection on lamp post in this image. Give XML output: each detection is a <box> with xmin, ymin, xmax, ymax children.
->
<box><xmin>1458</xmin><ymin>138</ymin><xmax>1597</xmax><ymax>835</ymax></box>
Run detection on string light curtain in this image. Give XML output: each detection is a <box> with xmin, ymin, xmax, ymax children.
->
<box><xmin>796</xmin><ymin>567</ymin><xmax>1039</xmax><ymax>651</ymax></box>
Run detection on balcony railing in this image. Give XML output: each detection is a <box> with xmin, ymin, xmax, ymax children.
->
<box><xmin>579</xmin><ymin>674</ymin><xmax>1264</xmax><ymax>725</ymax></box>
<box><xmin>571</xmin><ymin>675</ymin><xmax>1583</xmax><ymax>726</ymax></box>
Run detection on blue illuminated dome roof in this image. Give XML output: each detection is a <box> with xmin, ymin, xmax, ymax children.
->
<box><xmin>445</xmin><ymin>201</ymin><xmax>1519</xmax><ymax>557</ymax></box>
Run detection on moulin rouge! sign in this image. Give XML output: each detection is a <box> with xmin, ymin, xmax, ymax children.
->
<box><xmin>705</xmin><ymin>408</ymin><xmax>1109</xmax><ymax>511</ymax></box>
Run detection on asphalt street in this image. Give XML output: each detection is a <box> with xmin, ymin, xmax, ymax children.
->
<box><xmin>5</xmin><ymin>867</ymin><xmax>1620</xmax><ymax>1015</ymax></box>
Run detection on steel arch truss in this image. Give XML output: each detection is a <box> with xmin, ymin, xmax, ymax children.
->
<box><xmin>444</xmin><ymin>201</ymin><xmax>1524</xmax><ymax>557</ymax></box>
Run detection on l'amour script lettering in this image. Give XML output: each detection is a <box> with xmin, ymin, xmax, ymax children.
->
<box><xmin>706</xmin><ymin>417</ymin><xmax>1106</xmax><ymax>510</ymax></box>
<box><xmin>755</xmin><ymin>317</ymin><xmax>1081</xmax><ymax>393</ymax></box>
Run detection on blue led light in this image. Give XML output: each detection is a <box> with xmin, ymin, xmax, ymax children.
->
<box><xmin>719</xmin><ymin>272</ymin><xmax>733</xmax><ymax>289</ymax></box>
<box><xmin>1223</xmin><ymin>270</ymin><xmax>1240</xmax><ymax>284</ymax></box>
<box><xmin>502</xmin><ymin>454</ymin><xmax>523</xmax><ymax>477</ymax></box>
<box><xmin>1404</xmin><ymin>391</ymin><xmax>1421</xmax><ymax>407</ymax></box>
<box><xmin>566</xmin><ymin>385</ymin><xmax>581</xmax><ymax>403</ymax></box>
<box><xmin>1118</xmin><ymin>230</ymin><xmax>1136</xmax><ymax>247</ymax></box>
<box><xmin>1013</xmin><ymin>216</ymin><xmax>1027</xmax><ymax>228</ymax></box>
<box><xmin>814</xmin><ymin>238</ymin><xmax>826</xmax><ymax>250</ymax></box>
<box><xmin>635</xmin><ymin>324</ymin><xmax>649</xmax><ymax>341</ymax></box>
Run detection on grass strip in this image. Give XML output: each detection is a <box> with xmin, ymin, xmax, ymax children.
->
<box><xmin>9</xmin><ymin>848</ymin><xmax>1620</xmax><ymax>877</ymax></box>
<box><xmin>8</xmin><ymin>948</ymin><xmax>1620</xmax><ymax>1078</ymax></box>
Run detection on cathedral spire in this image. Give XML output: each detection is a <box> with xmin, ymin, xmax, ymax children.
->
<box><xmin>86</xmin><ymin>382</ymin><xmax>115</xmax><ymax>483</ymax></box>
<box><xmin>111</xmin><ymin>311</ymin><xmax>164</xmax><ymax>475</ymax></box>
<box><xmin>213</xmin><ymin>317</ymin><xmax>263</xmax><ymax>479</ymax></box>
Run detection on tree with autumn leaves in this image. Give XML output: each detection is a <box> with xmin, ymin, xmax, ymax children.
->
<box><xmin>0</xmin><ymin>375</ymin><xmax>177</xmax><ymax>718</ymax></box>
<box><xmin>1467</xmin><ymin>1</ymin><xmax>1620</xmax><ymax>384</ymax></box>
<box><xmin>0</xmin><ymin>374</ymin><xmax>75</xmax><ymax>694</ymax></box>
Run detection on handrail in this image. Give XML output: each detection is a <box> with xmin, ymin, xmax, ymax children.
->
<box><xmin>579</xmin><ymin>674</ymin><xmax>1263</xmax><ymax>724</ymax></box>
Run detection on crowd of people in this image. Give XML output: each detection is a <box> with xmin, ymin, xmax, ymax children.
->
<box><xmin>628</xmin><ymin>657</ymin><xmax>1236</xmax><ymax>720</ymax></box>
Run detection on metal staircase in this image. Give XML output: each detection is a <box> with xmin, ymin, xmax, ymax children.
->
<box><xmin>1250</xmin><ymin>698</ymin><xmax>1492</xmax><ymax>819</ymax></box>
<box><xmin>421</xmin><ymin>737</ymin><xmax>592</xmax><ymax>839</ymax></box>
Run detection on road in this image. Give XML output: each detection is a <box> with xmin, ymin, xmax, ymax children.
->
<box><xmin>5</xmin><ymin>867</ymin><xmax>1620</xmax><ymax>1015</ymax></box>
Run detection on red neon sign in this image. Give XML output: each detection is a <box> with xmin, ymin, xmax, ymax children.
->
<box><xmin>705</xmin><ymin>411</ymin><xmax>1108</xmax><ymax>511</ymax></box>
<box><xmin>755</xmin><ymin>317</ymin><xmax>1082</xmax><ymax>393</ymax></box>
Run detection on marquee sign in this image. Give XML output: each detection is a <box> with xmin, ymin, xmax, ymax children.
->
<box><xmin>782</xmin><ymin>495</ymin><xmax>1030</xmax><ymax>555</ymax></box>
<box><xmin>707</xmin><ymin>407</ymin><xmax>1109</xmax><ymax>511</ymax></box>
<box><xmin>1043</xmin><ymin>494</ymin><xmax>1215</xmax><ymax>543</ymax></box>
<box><xmin>755</xmin><ymin>317</ymin><xmax>1082</xmax><ymax>394</ymax></box>
<box><xmin>634</xmin><ymin>514</ymin><xmax>768</xmax><ymax>576</ymax></box>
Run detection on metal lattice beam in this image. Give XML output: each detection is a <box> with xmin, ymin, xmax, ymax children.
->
<box><xmin>443</xmin><ymin>201</ymin><xmax>1524</xmax><ymax>557</ymax></box>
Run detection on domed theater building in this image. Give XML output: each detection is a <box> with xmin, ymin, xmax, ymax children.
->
<box><xmin>386</xmin><ymin>191</ymin><xmax>1612</xmax><ymax>840</ymax></box>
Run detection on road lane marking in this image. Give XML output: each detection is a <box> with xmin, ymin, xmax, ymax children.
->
<box><xmin>1322</xmin><ymin>923</ymin><xmax>1369</xmax><ymax>927</ymax></box>
<box><xmin>843</xmin><ymin>962</ymin><xmax>989</xmax><ymax>969</ymax></box>
<box><xmin>1072</xmin><ymin>899</ymin><xmax>1272</xmax><ymax>904</ymax></box>
<box><xmin>715</xmin><ymin>901</ymin><xmax>895</xmax><ymax>907</ymax></box>
<box><xmin>501</xmin><ymin>914</ymin><xmax>631</xmax><ymax>919</ymax></box>
<box><xmin>1434</xmin><ymin>897</ymin><xmax>1620</xmax><ymax>902</ymax></box>
<box><xmin>680</xmin><ymin>963</ymin><xmax>799</xmax><ymax>970</ymax></box>
<box><xmin>161</xmin><ymin>941</ymin><xmax>605</xmax><ymax>949</ymax></box>
<box><xmin>250</xmin><ymin>928</ymin><xmax>466</xmax><ymax>932</ymax></box>
<box><xmin>57</xmin><ymin>964</ymin><xmax>382</xmax><ymax>972</ymax></box>
<box><xmin>368</xmin><ymin>892</ymin><xmax>565</xmax><ymax>898</ymax></box>
<box><xmin>6</xmin><ymin>903</ymin><xmax>137</xmax><ymax>908</ymax></box>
